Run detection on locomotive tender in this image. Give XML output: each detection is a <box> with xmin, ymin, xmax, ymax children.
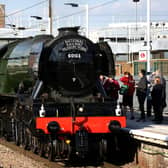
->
<box><xmin>0</xmin><ymin>27</ymin><xmax>126</xmax><ymax>162</ymax></box>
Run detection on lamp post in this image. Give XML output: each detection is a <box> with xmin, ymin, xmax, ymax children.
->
<box><xmin>17</xmin><ymin>27</ymin><xmax>26</xmax><ymax>30</ymax></box>
<box><xmin>30</xmin><ymin>15</ymin><xmax>46</xmax><ymax>32</ymax></box>
<box><xmin>6</xmin><ymin>24</ymin><xmax>26</xmax><ymax>30</ymax></box>
<box><xmin>146</xmin><ymin>0</ymin><xmax>151</xmax><ymax>73</ymax></box>
<box><xmin>132</xmin><ymin>0</ymin><xmax>151</xmax><ymax>73</ymax></box>
<box><xmin>6</xmin><ymin>24</ymin><xmax>16</xmax><ymax>28</ymax></box>
<box><xmin>133</xmin><ymin>0</ymin><xmax>140</xmax><ymax>31</ymax></box>
<box><xmin>31</xmin><ymin>16</ymin><xmax>42</xmax><ymax>20</ymax></box>
<box><xmin>132</xmin><ymin>0</ymin><xmax>140</xmax><ymax>74</ymax></box>
<box><xmin>64</xmin><ymin>3</ymin><xmax>89</xmax><ymax>38</ymax></box>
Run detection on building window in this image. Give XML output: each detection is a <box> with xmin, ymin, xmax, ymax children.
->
<box><xmin>134</xmin><ymin>62</ymin><xmax>146</xmax><ymax>76</ymax></box>
<box><xmin>116</xmin><ymin>55</ymin><xmax>128</xmax><ymax>61</ymax></box>
<box><xmin>133</xmin><ymin>54</ymin><xmax>139</xmax><ymax>61</ymax></box>
<box><xmin>152</xmin><ymin>52</ymin><xmax>164</xmax><ymax>59</ymax></box>
<box><xmin>154</xmin><ymin>61</ymin><xmax>168</xmax><ymax>76</ymax></box>
<box><xmin>164</xmin><ymin>52</ymin><xmax>168</xmax><ymax>59</ymax></box>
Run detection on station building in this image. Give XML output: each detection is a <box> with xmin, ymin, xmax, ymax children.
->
<box><xmin>90</xmin><ymin>22</ymin><xmax>168</xmax><ymax>77</ymax></box>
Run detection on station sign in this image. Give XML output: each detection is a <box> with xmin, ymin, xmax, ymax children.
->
<box><xmin>139</xmin><ymin>50</ymin><xmax>147</xmax><ymax>62</ymax></box>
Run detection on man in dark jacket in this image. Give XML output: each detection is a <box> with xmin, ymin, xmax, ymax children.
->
<box><xmin>151</xmin><ymin>76</ymin><xmax>164</xmax><ymax>124</ymax></box>
<box><xmin>136</xmin><ymin>69</ymin><xmax>148</xmax><ymax>122</ymax></box>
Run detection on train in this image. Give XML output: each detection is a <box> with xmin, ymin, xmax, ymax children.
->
<box><xmin>0</xmin><ymin>27</ymin><xmax>126</xmax><ymax>163</ymax></box>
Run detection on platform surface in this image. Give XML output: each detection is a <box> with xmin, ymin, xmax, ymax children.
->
<box><xmin>126</xmin><ymin>110</ymin><xmax>168</xmax><ymax>135</ymax></box>
<box><xmin>123</xmin><ymin>107</ymin><xmax>168</xmax><ymax>145</ymax></box>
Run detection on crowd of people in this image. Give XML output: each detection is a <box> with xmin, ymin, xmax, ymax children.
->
<box><xmin>99</xmin><ymin>69</ymin><xmax>167</xmax><ymax>124</ymax></box>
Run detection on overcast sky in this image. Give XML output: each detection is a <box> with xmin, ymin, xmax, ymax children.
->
<box><xmin>1</xmin><ymin>0</ymin><xmax>168</xmax><ymax>30</ymax></box>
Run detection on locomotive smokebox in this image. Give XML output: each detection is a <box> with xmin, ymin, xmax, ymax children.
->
<box><xmin>39</xmin><ymin>27</ymin><xmax>98</xmax><ymax>97</ymax></box>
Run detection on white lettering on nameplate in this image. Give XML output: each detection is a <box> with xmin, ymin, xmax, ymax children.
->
<box><xmin>62</xmin><ymin>39</ymin><xmax>88</xmax><ymax>52</ymax></box>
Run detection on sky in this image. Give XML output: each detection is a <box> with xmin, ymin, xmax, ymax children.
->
<box><xmin>0</xmin><ymin>0</ymin><xmax>168</xmax><ymax>31</ymax></box>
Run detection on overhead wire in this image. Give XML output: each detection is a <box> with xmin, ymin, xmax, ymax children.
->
<box><xmin>4</xmin><ymin>0</ymin><xmax>167</xmax><ymax>32</ymax></box>
<box><xmin>32</xmin><ymin>0</ymin><xmax>119</xmax><ymax>30</ymax></box>
<box><xmin>2</xmin><ymin>0</ymin><xmax>48</xmax><ymax>30</ymax></box>
<box><xmin>2</xmin><ymin>0</ymin><xmax>168</xmax><ymax>31</ymax></box>
<box><xmin>6</xmin><ymin>0</ymin><xmax>48</xmax><ymax>17</ymax></box>
<box><xmin>3</xmin><ymin>0</ymin><xmax>118</xmax><ymax>29</ymax></box>
<box><xmin>52</xmin><ymin>0</ymin><xmax>118</xmax><ymax>22</ymax></box>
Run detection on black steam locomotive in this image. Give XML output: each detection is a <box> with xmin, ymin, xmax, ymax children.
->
<box><xmin>0</xmin><ymin>27</ymin><xmax>126</xmax><ymax>163</ymax></box>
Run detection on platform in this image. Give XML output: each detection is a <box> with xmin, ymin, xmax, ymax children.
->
<box><xmin>122</xmin><ymin>108</ymin><xmax>168</xmax><ymax>146</ymax></box>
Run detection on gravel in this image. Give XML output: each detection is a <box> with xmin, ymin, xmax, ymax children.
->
<box><xmin>0</xmin><ymin>144</ymin><xmax>49</xmax><ymax>168</ymax></box>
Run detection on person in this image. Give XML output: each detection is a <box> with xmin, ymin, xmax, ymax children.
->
<box><xmin>99</xmin><ymin>75</ymin><xmax>108</xmax><ymax>86</ymax></box>
<box><xmin>92</xmin><ymin>75</ymin><xmax>108</xmax><ymax>102</ymax></box>
<box><xmin>146</xmin><ymin>69</ymin><xmax>167</xmax><ymax>116</ymax></box>
<box><xmin>136</xmin><ymin>69</ymin><xmax>148</xmax><ymax>122</ymax></box>
<box><xmin>120</xmin><ymin>72</ymin><xmax>135</xmax><ymax>119</ymax></box>
<box><xmin>151</xmin><ymin>76</ymin><xmax>164</xmax><ymax>124</ymax></box>
<box><xmin>103</xmin><ymin>76</ymin><xmax>120</xmax><ymax>102</ymax></box>
<box><xmin>152</xmin><ymin>69</ymin><xmax>167</xmax><ymax>109</ymax></box>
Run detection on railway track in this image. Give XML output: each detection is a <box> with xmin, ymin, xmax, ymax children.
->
<box><xmin>0</xmin><ymin>138</ymin><xmax>120</xmax><ymax>168</ymax></box>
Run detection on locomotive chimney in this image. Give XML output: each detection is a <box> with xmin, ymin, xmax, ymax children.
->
<box><xmin>58</xmin><ymin>26</ymin><xmax>80</xmax><ymax>37</ymax></box>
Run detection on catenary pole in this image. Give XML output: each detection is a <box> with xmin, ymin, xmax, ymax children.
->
<box><xmin>85</xmin><ymin>4</ymin><xmax>89</xmax><ymax>38</ymax></box>
<box><xmin>147</xmin><ymin>0</ymin><xmax>151</xmax><ymax>72</ymax></box>
<box><xmin>49</xmin><ymin>0</ymin><xmax>52</xmax><ymax>35</ymax></box>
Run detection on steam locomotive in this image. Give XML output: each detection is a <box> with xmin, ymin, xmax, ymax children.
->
<box><xmin>0</xmin><ymin>27</ymin><xmax>126</xmax><ymax>163</ymax></box>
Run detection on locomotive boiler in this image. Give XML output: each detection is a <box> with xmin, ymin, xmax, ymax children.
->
<box><xmin>0</xmin><ymin>27</ymin><xmax>126</xmax><ymax>163</ymax></box>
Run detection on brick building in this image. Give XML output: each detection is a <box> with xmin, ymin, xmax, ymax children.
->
<box><xmin>0</xmin><ymin>4</ymin><xmax>5</xmax><ymax>28</ymax></box>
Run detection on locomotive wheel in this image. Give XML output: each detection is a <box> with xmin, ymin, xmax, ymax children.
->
<box><xmin>60</xmin><ymin>141</ymin><xmax>71</xmax><ymax>159</ymax></box>
<box><xmin>22</xmin><ymin>129</ymin><xmax>30</xmax><ymax>150</ymax></box>
<box><xmin>39</xmin><ymin>141</ymin><xmax>45</xmax><ymax>157</ymax></box>
<box><xmin>23</xmin><ymin>135</ymin><xmax>29</xmax><ymax>150</ymax></box>
<box><xmin>66</xmin><ymin>144</ymin><xmax>72</xmax><ymax>160</ymax></box>
<box><xmin>31</xmin><ymin>136</ymin><xmax>38</xmax><ymax>154</ymax></box>
<box><xmin>55</xmin><ymin>140</ymin><xmax>61</xmax><ymax>159</ymax></box>
<box><xmin>3</xmin><ymin>118</ymin><xmax>12</xmax><ymax>141</ymax></box>
<box><xmin>98</xmin><ymin>139</ymin><xmax>107</xmax><ymax>162</ymax></box>
<box><xmin>32</xmin><ymin>145</ymin><xmax>38</xmax><ymax>154</ymax></box>
<box><xmin>14</xmin><ymin>121</ymin><xmax>21</xmax><ymax>146</ymax></box>
<box><xmin>48</xmin><ymin>141</ymin><xmax>55</xmax><ymax>161</ymax></box>
<box><xmin>52</xmin><ymin>140</ymin><xmax>70</xmax><ymax>160</ymax></box>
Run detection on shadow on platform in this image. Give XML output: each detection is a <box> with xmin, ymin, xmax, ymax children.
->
<box><xmin>126</xmin><ymin>108</ymin><xmax>168</xmax><ymax>135</ymax></box>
